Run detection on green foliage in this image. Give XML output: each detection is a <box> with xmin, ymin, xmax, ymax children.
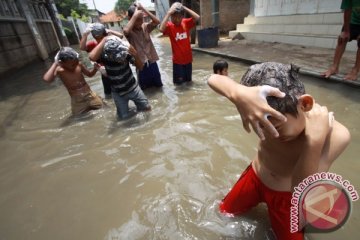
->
<box><xmin>54</xmin><ymin>0</ymin><xmax>89</xmax><ymax>17</ymax></box>
<box><xmin>114</xmin><ymin>0</ymin><xmax>133</xmax><ymax>14</ymax></box>
<box><xmin>58</xmin><ymin>14</ymin><xmax>66</xmax><ymax>21</ymax></box>
<box><xmin>70</xmin><ymin>9</ymin><xmax>81</xmax><ymax>19</ymax></box>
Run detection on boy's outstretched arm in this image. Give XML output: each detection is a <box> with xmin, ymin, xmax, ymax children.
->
<box><xmin>207</xmin><ymin>74</ymin><xmax>287</xmax><ymax>140</ymax></box>
<box><xmin>43</xmin><ymin>62</ymin><xmax>58</xmax><ymax>83</ymax></box>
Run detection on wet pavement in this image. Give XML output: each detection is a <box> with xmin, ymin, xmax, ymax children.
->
<box><xmin>192</xmin><ymin>37</ymin><xmax>360</xmax><ymax>87</ymax></box>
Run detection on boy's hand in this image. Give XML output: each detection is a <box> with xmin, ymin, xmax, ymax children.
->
<box><xmin>304</xmin><ymin>103</ymin><xmax>333</xmax><ymax>145</ymax></box>
<box><xmin>169</xmin><ymin>2</ymin><xmax>182</xmax><ymax>14</ymax></box>
<box><xmin>136</xmin><ymin>2</ymin><xmax>144</xmax><ymax>11</ymax></box>
<box><xmin>54</xmin><ymin>51</ymin><xmax>60</xmax><ymax>64</ymax></box>
<box><xmin>235</xmin><ymin>85</ymin><xmax>287</xmax><ymax>140</ymax></box>
<box><xmin>93</xmin><ymin>62</ymin><xmax>100</xmax><ymax>70</ymax></box>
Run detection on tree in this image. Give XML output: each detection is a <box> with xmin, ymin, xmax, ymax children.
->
<box><xmin>54</xmin><ymin>0</ymin><xmax>89</xmax><ymax>18</ymax></box>
<box><xmin>114</xmin><ymin>0</ymin><xmax>133</xmax><ymax>14</ymax></box>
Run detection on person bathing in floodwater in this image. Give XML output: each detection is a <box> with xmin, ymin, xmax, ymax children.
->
<box><xmin>213</xmin><ymin>59</ymin><xmax>229</xmax><ymax>76</ymax></box>
<box><xmin>208</xmin><ymin>62</ymin><xmax>351</xmax><ymax>240</ymax></box>
<box><xmin>43</xmin><ymin>47</ymin><xmax>103</xmax><ymax>115</ymax></box>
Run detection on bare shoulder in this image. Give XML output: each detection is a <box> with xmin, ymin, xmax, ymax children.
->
<box><xmin>320</xmin><ymin>120</ymin><xmax>351</xmax><ymax>170</ymax></box>
<box><xmin>330</xmin><ymin>120</ymin><xmax>351</xmax><ymax>148</ymax></box>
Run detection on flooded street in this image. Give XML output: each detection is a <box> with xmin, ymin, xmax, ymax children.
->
<box><xmin>0</xmin><ymin>37</ymin><xmax>359</xmax><ymax>240</ymax></box>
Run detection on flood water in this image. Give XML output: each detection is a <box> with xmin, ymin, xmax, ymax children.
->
<box><xmin>0</xmin><ymin>37</ymin><xmax>359</xmax><ymax>240</ymax></box>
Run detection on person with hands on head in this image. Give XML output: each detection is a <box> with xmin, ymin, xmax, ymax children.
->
<box><xmin>80</xmin><ymin>23</ymin><xmax>124</xmax><ymax>98</ymax></box>
<box><xmin>159</xmin><ymin>2</ymin><xmax>200</xmax><ymax>85</ymax></box>
<box><xmin>208</xmin><ymin>62</ymin><xmax>351</xmax><ymax>240</ymax></box>
<box><xmin>89</xmin><ymin>35</ymin><xmax>151</xmax><ymax>120</ymax></box>
<box><xmin>43</xmin><ymin>47</ymin><xmax>103</xmax><ymax>116</ymax></box>
<box><xmin>123</xmin><ymin>2</ymin><xmax>163</xmax><ymax>90</ymax></box>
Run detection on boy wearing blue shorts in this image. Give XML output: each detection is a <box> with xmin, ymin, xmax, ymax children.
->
<box><xmin>89</xmin><ymin>36</ymin><xmax>151</xmax><ymax>119</ymax></box>
<box><xmin>124</xmin><ymin>3</ymin><xmax>163</xmax><ymax>90</ymax></box>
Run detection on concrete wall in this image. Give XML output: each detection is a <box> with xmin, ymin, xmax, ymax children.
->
<box><xmin>200</xmin><ymin>0</ymin><xmax>250</xmax><ymax>33</ymax></box>
<box><xmin>254</xmin><ymin>0</ymin><xmax>341</xmax><ymax>17</ymax></box>
<box><xmin>0</xmin><ymin>20</ymin><xmax>37</xmax><ymax>74</ymax></box>
<box><xmin>0</xmin><ymin>0</ymin><xmax>60</xmax><ymax>75</ymax></box>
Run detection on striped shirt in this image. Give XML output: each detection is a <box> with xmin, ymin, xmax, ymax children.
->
<box><xmin>101</xmin><ymin>54</ymin><xmax>138</xmax><ymax>96</ymax></box>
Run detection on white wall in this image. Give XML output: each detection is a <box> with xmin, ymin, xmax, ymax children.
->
<box><xmin>254</xmin><ymin>0</ymin><xmax>342</xmax><ymax>16</ymax></box>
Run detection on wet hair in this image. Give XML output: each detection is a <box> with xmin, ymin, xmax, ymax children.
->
<box><xmin>91</xmin><ymin>23</ymin><xmax>106</xmax><ymax>38</ymax></box>
<box><xmin>103</xmin><ymin>36</ymin><xmax>129</xmax><ymax>63</ymax></box>
<box><xmin>240</xmin><ymin>62</ymin><xmax>305</xmax><ymax>117</ymax></box>
<box><xmin>127</xmin><ymin>4</ymin><xmax>136</xmax><ymax>18</ymax></box>
<box><xmin>57</xmin><ymin>47</ymin><xmax>79</xmax><ymax>62</ymax></box>
<box><xmin>213</xmin><ymin>59</ymin><xmax>228</xmax><ymax>74</ymax></box>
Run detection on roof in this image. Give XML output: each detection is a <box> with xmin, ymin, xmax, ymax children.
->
<box><xmin>99</xmin><ymin>10</ymin><xmax>125</xmax><ymax>23</ymax></box>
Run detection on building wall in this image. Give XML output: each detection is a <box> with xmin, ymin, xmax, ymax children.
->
<box><xmin>0</xmin><ymin>0</ymin><xmax>59</xmax><ymax>75</ymax></box>
<box><xmin>200</xmin><ymin>0</ymin><xmax>250</xmax><ymax>33</ymax></box>
<box><xmin>253</xmin><ymin>0</ymin><xmax>341</xmax><ymax>16</ymax></box>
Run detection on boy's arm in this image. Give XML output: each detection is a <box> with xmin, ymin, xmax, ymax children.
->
<box><xmin>123</xmin><ymin>8</ymin><xmax>142</xmax><ymax>36</ymax></box>
<box><xmin>128</xmin><ymin>45</ymin><xmax>143</xmax><ymax>70</ymax></box>
<box><xmin>106</xmin><ymin>29</ymin><xmax>124</xmax><ymax>39</ymax></box>
<box><xmin>80</xmin><ymin>29</ymin><xmax>91</xmax><ymax>51</ymax></box>
<box><xmin>80</xmin><ymin>62</ymin><xmax>99</xmax><ymax>77</ymax></box>
<box><xmin>207</xmin><ymin>74</ymin><xmax>287</xmax><ymax>140</ymax></box>
<box><xmin>88</xmin><ymin>37</ymin><xmax>106</xmax><ymax>62</ymax></box>
<box><xmin>138</xmin><ymin>3</ymin><xmax>160</xmax><ymax>28</ymax></box>
<box><xmin>291</xmin><ymin>105</ymin><xmax>351</xmax><ymax>190</ymax></box>
<box><xmin>43</xmin><ymin>62</ymin><xmax>59</xmax><ymax>83</ymax></box>
<box><xmin>159</xmin><ymin>5</ymin><xmax>177</xmax><ymax>32</ymax></box>
<box><xmin>183</xmin><ymin>6</ymin><xmax>200</xmax><ymax>22</ymax></box>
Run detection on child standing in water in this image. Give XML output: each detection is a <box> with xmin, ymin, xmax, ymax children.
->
<box><xmin>208</xmin><ymin>62</ymin><xmax>351</xmax><ymax>240</ymax></box>
<box><xmin>159</xmin><ymin>2</ymin><xmax>200</xmax><ymax>85</ymax></box>
<box><xmin>89</xmin><ymin>36</ymin><xmax>151</xmax><ymax>120</ymax></box>
<box><xmin>124</xmin><ymin>2</ymin><xmax>163</xmax><ymax>90</ymax></box>
<box><xmin>213</xmin><ymin>59</ymin><xmax>229</xmax><ymax>76</ymax></box>
<box><xmin>43</xmin><ymin>47</ymin><xmax>103</xmax><ymax>115</ymax></box>
<box><xmin>80</xmin><ymin>23</ymin><xmax>124</xmax><ymax>98</ymax></box>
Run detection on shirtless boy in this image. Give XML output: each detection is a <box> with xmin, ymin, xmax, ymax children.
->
<box><xmin>208</xmin><ymin>62</ymin><xmax>351</xmax><ymax>239</ymax></box>
<box><xmin>43</xmin><ymin>47</ymin><xmax>103</xmax><ymax>115</ymax></box>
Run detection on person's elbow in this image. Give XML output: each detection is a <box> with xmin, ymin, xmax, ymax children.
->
<box><xmin>193</xmin><ymin>15</ymin><xmax>200</xmax><ymax>22</ymax></box>
<box><xmin>152</xmin><ymin>18</ymin><xmax>160</xmax><ymax>25</ymax></box>
<box><xmin>88</xmin><ymin>53</ymin><xmax>97</xmax><ymax>62</ymax></box>
<box><xmin>43</xmin><ymin>75</ymin><xmax>54</xmax><ymax>83</ymax></box>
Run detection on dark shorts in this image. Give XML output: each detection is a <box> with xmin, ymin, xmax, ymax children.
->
<box><xmin>173</xmin><ymin>63</ymin><xmax>192</xmax><ymax>85</ymax></box>
<box><xmin>138</xmin><ymin>61</ymin><xmax>163</xmax><ymax>90</ymax></box>
<box><xmin>342</xmin><ymin>23</ymin><xmax>360</xmax><ymax>41</ymax></box>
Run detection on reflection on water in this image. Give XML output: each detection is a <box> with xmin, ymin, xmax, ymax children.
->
<box><xmin>0</xmin><ymin>37</ymin><xmax>359</xmax><ymax>240</ymax></box>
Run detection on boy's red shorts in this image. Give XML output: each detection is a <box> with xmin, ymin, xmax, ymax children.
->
<box><xmin>219</xmin><ymin>164</ymin><xmax>304</xmax><ymax>240</ymax></box>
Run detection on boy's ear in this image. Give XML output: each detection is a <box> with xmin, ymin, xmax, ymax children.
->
<box><xmin>298</xmin><ymin>94</ymin><xmax>314</xmax><ymax>112</ymax></box>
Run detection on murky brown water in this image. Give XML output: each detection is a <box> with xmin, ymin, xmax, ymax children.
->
<box><xmin>0</xmin><ymin>37</ymin><xmax>359</xmax><ymax>240</ymax></box>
